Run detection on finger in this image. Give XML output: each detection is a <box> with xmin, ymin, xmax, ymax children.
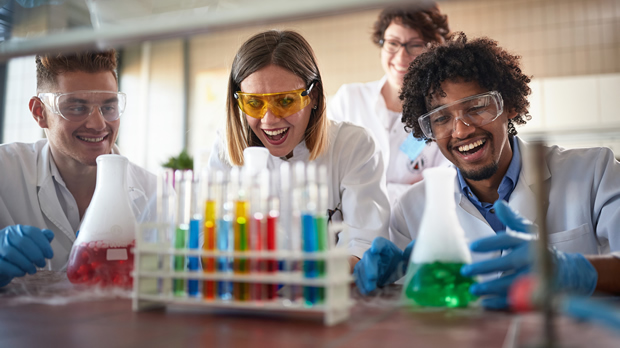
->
<box><xmin>6</xmin><ymin>232</ymin><xmax>47</xmax><ymax>268</ymax></box>
<box><xmin>469</xmin><ymin>233</ymin><xmax>525</xmax><ymax>252</ymax></box>
<box><xmin>41</xmin><ymin>229</ymin><xmax>55</xmax><ymax>243</ymax></box>
<box><xmin>461</xmin><ymin>247</ymin><xmax>531</xmax><ymax>276</ymax></box>
<box><xmin>0</xmin><ymin>241</ymin><xmax>39</xmax><ymax>274</ymax></box>
<box><xmin>369</xmin><ymin>237</ymin><xmax>390</xmax><ymax>253</ymax></box>
<box><xmin>494</xmin><ymin>200</ymin><xmax>532</xmax><ymax>233</ymax></box>
<box><xmin>481</xmin><ymin>296</ymin><xmax>510</xmax><ymax>310</ymax></box>
<box><xmin>469</xmin><ymin>273</ymin><xmax>520</xmax><ymax>296</ymax></box>
<box><xmin>0</xmin><ymin>257</ymin><xmax>28</xmax><ymax>278</ymax></box>
<box><xmin>402</xmin><ymin>239</ymin><xmax>416</xmax><ymax>263</ymax></box>
<box><xmin>20</xmin><ymin>226</ymin><xmax>54</xmax><ymax>259</ymax></box>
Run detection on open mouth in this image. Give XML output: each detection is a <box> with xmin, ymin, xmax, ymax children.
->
<box><xmin>77</xmin><ymin>135</ymin><xmax>107</xmax><ymax>143</ymax></box>
<box><xmin>457</xmin><ymin>139</ymin><xmax>486</xmax><ymax>155</ymax></box>
<box><xmin>263</xmin><ymin>128</ymin><xmax>289</xmax><ymax>142</ymax></box>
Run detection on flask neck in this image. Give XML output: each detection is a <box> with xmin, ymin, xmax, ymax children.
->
<box><xmin>95</xmin><ymin>155</ymin><xmax>128</xmax><ymax>193</ymax></box>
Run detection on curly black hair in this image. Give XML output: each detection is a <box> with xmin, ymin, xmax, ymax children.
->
<box><xmin>400</xmin><ymin>32</ymin><xmax>532</xmax><ymax>142</ymax></box>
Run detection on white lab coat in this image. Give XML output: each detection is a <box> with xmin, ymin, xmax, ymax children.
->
<box><xmin>328</xmin><ymin>76</ymin><xmax>450</xmax><ymax>205</ymax></box>
<box><xmin>209</xmin><ymin>121</ymin><xmax>390</xmax><ymax>259</ymax></box>
<box><xmin>391</xmin><ymin>137</ymin><xmax>620</xmax><ymax>265</ymax></box>
<box><xmin>0</xmin><ymin>139</ymin><xmax>157</xmax><ymax>271</ymax></box>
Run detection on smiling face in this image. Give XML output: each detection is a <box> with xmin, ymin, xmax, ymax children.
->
<box><xmin>381</xmin><ymin>21</ymin><xmax>425</xmax><ymax>91</ymax></box>
<box><xmin>33</xmin><ymin>71</ymin><xmax>120</xmax><ymax>167</ymax></box>
<box><xmin>240</xmin><ymin>65</ymin><xmax>313</xmax><ymax>158</ymax></box>
<box><xmin>432</xmin><ymin>80</ymin><xmax>516</xmax><ymax>184</ymax></box>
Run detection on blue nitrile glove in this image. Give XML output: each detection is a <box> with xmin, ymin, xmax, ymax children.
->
<box><xmin>354</xmin><ymin>237</ymin><xmax>415</xmax><ymax>295</ymax></box>
<box><xmin>460</xmin><ymin>200</ymin><xmax>598</xmax><ymax>310</ymax></box>
<box><xmin>0</xmin><ymin>225</ymin><xmax>55</xmax><ymax>287</ymax></box>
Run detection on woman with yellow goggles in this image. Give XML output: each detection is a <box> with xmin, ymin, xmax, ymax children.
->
<box><xmin>208</xmin><ymin>30</ymin><xmax>390</xmax><ymax>273</ymax></box>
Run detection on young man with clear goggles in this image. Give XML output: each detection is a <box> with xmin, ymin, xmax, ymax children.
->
<box><xmin>354</xmin><ymin>33</ymin><xmax>620</xmax><ymax>308</ymax></box>
<box><xmin>0</xmin><ymin>50</ymin><xmax>157</xmax><ymax>287</ymax></box>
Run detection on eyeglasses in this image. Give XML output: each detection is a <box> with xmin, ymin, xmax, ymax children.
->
<box><xmin>418</xmin><ymin>91</ymin><xmax>504</xmax><ymax>140</ymax></box>
<box><xmin>379</xmin><ymin>39</ymin><xmax>427</xmax><ymax>56</ymax></box>
<box><xmin>37</xmin><ymin>90</ymin><xmax>127</xmax><ymax>122</ymax></box>
<box><xmin>234</xmin><ymin>82</ymin><xmax>315</xmax><ymax>119</ymax></box>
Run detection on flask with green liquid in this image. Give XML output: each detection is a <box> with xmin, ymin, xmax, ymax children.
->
<box><xmin>402</xmin><ymin>167</ymin><xmax>477</xmax><ymax>308</ymax></box>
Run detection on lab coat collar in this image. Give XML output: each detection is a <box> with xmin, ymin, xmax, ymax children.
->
<box><xmin>276</xmin><ymin>139</ymin><xmax>310</xmax><ymax>162</ymax></box>
<box><xmin>508</xmin><ymin>137</ymin><xmax>551</xmax><ymax>226</ymax></box>
<box><xmin>36</xmin><ymin>140</ymin><xmax>75</xmax><ymax>241</ymax></box>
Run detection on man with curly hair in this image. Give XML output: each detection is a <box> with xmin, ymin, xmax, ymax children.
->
<box><xmin>355</xmin><ymin>33</ymin><xmax>620</xmax><ymax>308</ymax></box>
<box><xmin>0</xmin><ymin>50</ymin><xmax>156</xmax><ymax>287</ymax></box>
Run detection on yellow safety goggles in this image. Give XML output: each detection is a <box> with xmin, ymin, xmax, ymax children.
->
<box><xmin>234</xmin><ymin>82</ymin><xmax>315</xmax><ymax>119</ymax></box>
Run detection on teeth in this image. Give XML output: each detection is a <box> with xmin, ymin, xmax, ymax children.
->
<box><xmin>79</xmin><ymin>136</ymin><xmax>105</xmax><ymax>143</ymax></box>
<box><xmin>263</xmin><ymin>128</ymin><xmax>288</xmax><ymax>136</ymax></box>
<box><xmin>458</xmin><ymin>139</ymin><xmax>485</xmax><ymax>152</ymax></box>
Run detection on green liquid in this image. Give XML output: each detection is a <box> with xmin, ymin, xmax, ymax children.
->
<box><xmin>173</xmin><ymin>226</ymin><xmax>187</xmax><ymax>296</ymax></box>
<box><xmin>404</xmin><ymin>261</ymin><xmax>476</xmax><ymax>308</ymax></box>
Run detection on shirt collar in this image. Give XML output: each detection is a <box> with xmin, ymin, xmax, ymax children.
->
<box><xmin>457</xmin><ymin>136</ymin><xmax>521</xmax><ymax>205</ymax></box>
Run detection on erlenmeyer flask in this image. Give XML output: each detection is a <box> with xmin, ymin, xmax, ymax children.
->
<box><xmin>402</xmin><ymin>167</ymin><xmax>476</xmax><ymax>307</ymax></box>
<box><xmin>66</xmin><ymin>155</ymin><xmax>137</xmax><ymax>288</ymax></box>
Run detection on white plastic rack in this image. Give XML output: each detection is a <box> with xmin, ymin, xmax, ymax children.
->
<box><xmin>131</xmin><ymin>222</ymin><xmax>354</xmax><ymax>326</ymax></box>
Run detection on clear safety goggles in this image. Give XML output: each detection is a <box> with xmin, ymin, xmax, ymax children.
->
<box><xmin>234</xmin><ymin>82</ymin><xmax>315</xmax><ymax>119</ymax></box>
<box><xmin>418</xmin><ymin>91</ymin><xmax>504</xmax><ymax>140</ymax></box>
<box><xmin>37</xmin><ymin>90</ymin><xmax>127</xmax><ymax>122</ymax></box>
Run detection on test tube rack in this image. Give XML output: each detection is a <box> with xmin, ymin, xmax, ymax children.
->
<box><xmin>131</xmin><ymin>222</ymin><xmax>354</xmax><ymax>326</ymax></box>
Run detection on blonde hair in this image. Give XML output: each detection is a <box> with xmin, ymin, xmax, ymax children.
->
<box><xmin>226</xmin><ymin>30</ymin><xmax>329</xmax><ymax>166</ymax></box>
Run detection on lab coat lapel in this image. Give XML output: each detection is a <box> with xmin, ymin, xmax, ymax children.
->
<box><xmin>508</xmin><ymin>138</ymin><xmax>551</xmax><ymax>227</ymax></box>
<box><xmin>36</xmin><ymin>143</ymin><xmax>76</xmax><ymax>242</ymax></box>
<box><xmin>372</xmin><ymin>77</ymin><xmax>391</xmax><ymax>163</ymax></box>
<box><xmin>454</xmin><ymin>175</ymin><xmax>495</xmax><ymax>243</ymax></box>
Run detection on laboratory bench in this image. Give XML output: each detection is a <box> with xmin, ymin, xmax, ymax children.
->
<box><xmin>1</xmin><ymin>271</ymin><xmax>618</xmax><ymax>348</ymax></box>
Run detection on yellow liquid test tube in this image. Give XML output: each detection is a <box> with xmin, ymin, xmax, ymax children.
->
<box><xmin>203</xmin><ymin>200</ymin><xmax>216</xmax><ymax>300</ymax></box>
<box><xmin>233</xmin><ymin>200</ymin><xmax>250</xmax><ymax>301</ymax></box>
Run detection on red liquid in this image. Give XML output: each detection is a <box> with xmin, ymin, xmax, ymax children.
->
<box><xmin>66</xmin><ymin>240</ymin><xmax>135</xmax><ymax>289</ymax></box>
<box><xmin>266</xmin><ymin>213</ymin><xmax>278</xmax><ymax>300</ymax></box>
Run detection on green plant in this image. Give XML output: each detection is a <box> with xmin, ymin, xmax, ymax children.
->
<box><xmin>162</xmin><ymin>149</ymin><xmax>193</xmax><ymax>170</ymax></box>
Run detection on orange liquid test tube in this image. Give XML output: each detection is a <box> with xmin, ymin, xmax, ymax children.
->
<box><xmin>203</xmin><ymin>200</ymin><xmax>216</xmax><ymax>300</ymax></box>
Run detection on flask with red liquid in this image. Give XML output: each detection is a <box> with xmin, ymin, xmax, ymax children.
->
<box><xmin>67</xmin><ymin>155</ymin><xmax>137</xmax><ymax>288</ymax></box>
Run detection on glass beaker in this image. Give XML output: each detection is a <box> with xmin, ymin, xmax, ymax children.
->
<box><xmin>66</xmin><ymin>155</ymin><xmax>137</xmax><ymax>288</ymax></box>
<box><xmin>402</xmin><ymin>167</ymin><xmax>477</xmax><ymax>308</ymax></box>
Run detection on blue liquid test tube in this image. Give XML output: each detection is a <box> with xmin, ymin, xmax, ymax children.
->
<box><xmin>302</xmin><ymin>163</ymin><xmax>319</xmax><ymax>306</ymax></box>
<box><xmin>216</xmin><ymin>171</ymin><xmax>233</xmax><ymax>300</ymax></box>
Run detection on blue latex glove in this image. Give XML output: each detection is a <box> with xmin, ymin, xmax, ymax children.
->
<box><xmin>354</xmin><ymin>237</ymin><xmax>415</xmax><ymax>295</ymax></box>
<box><xmin>0</xmin><ymin>225</ymin><xmax>55</xmax><ymax>287</ymax></box>
<box><xmin>461</xmin><ymin>200</ymin><xmax>598</xmax><ymax>310</ymax></box>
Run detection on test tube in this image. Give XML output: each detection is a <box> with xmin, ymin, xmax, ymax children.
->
<box><xmin>266</xmin><ymin>169</ymin><xmax>279</xmax><ymax>300</ymax></box>
<box><xmin>216</xmin><ymin>170</ymin><xmax>233</xmax><ymax>300</ymax></box>
<box><xmin>279</xmin><ymin>163</ymin><xmax>293</xmax><ymax>301</ymax></box>
<box><xmin>232</xmin><ymin>168</ymin><xmax>250</xmax><ymax>301</ymax></box>
<box><xmin>302</xmin><ymin>163</ymin><xmax>319</xmax><ymax>306</ymax></box>
<box><xmin>202</xmin><ymin>170</ymin><xmax>217</xmax><ymax>300</ymax></box>
<box><xmin>249</xmin><ymin>170</ymin><xmax>268</xmax><ymax>301</ymax></box>
<box><xmin>173</xmin><ymin>170</ymin><xmax>191</xmax><ymax>297</ymax></box>
<box><xmin>156</xmin><ymin>168</ymin><xmax>174</xmax><ymax>296</ymax></box>
<box><xmin>315</xmin><ymin>165</ymin><xmax>329</xmax><ymax>303</ymax></box>
<box><xmin>188</xmin><ymin>173</ymin><xmax>201</xmax><ymax>297</ymax></box>
<box><xmin>291</xmin><ymin>162</ymin><xmax>306</xmax><ymax>303</ymax></box>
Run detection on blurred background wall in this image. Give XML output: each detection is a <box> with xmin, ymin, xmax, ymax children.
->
<box><xmin>2</xmin><ymin>0</ymin><xmax>620</xmax><ymax>172</ymax></box>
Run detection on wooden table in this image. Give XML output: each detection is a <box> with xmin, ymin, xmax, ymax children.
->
<box><xmin>1</xmin><ymin>271</ymin><xmax>619</xmax><ymax>348</ymax></box>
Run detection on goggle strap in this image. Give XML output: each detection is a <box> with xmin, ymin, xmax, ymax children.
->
<box><xmin>301</xmin><ymin>81</ymin><xmax>316</xmax><ymax>97</ymax></box>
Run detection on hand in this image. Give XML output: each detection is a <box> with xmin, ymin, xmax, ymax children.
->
<box><xmin>0</xmin><ymin>225</ymin><xmax>55</xmax><ymax>287</ymax></box>
<box><xmin>354</xmin><ymin>237</ymin><xmax>415</xmax><ymax>295</ymax></box>
<box><xmin>460</xmin><ymin>200</ymin><xmax>598</xmax><ymax>310</ymax></box>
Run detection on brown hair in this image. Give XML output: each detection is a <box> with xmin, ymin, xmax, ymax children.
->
<box><xmin>372</xmin><ymin>2</ymin><xmax>450</xmax><ymax>45</ymax></box>
<box><xmin>36</xmin><ymin>49</ymin><xmax>118</xmax><ymax>92</ymax></box>
<box><xmin>225</xmin><ymin>30</ymin><xmax>329</xmax><ymax>166</ymax></box>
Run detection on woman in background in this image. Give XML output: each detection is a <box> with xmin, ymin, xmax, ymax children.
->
<box><xmin>329</xmin><ymin>3</ymin><xmax>451</xmax><ymax>205</ymax></box>
<box><xmin>208</xmin><ymin>30</ymin><xmax>390</xmax><ymax>270</ymax></box>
